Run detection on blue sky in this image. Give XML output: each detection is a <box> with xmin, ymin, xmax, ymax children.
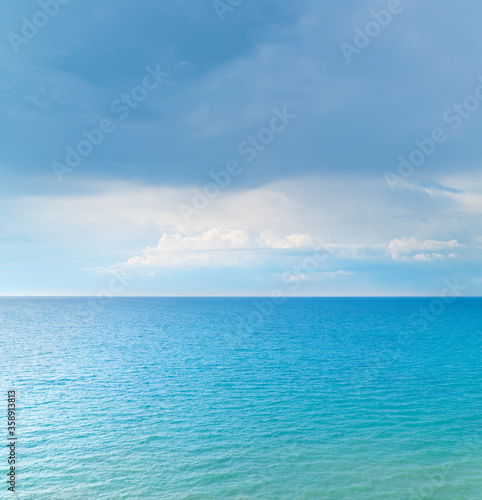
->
<box><xmin>1</xmin><ymin>0</ymin><xmax>481</xmax><ymax>296</ymax></box>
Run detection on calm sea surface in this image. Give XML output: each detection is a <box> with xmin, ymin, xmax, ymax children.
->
<box><xmin>1</xmin><ymin>297</ymin><xmax>481</xmax><ymax>499</ymax></box>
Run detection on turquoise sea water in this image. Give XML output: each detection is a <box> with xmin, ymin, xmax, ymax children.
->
<box><xmin>1</xmin><ymin>297</ymin><xmax>482</xmax><ymax>499</ymax></box>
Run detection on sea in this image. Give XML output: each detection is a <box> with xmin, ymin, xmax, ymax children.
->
<box><xmin>1</xmin><ymin>297</ymin><xmax>481</xmax><ymax>499</ymax></box>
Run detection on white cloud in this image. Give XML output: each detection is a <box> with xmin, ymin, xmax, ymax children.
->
<box><xmin>413</xmin><ymin>253</ymin><xmax>444</xmax><ymax>261</ymax></box>
<box><xmin>3</xmin><ymin>173</ymin><xmax>480</xmax><ymax>281</ymax></box>
<box><xmin>386</xmin><ymin>238</ymin><xmax>462</xmax><ymax>260</ymax></box>
<box><xmin>425</xmin><ymin>173</ymin><xmax>482</xmax><ymax>213</ymax></box>
<box><xmin>259</xmin><ymin>231</ymin><xmax>313</xmax><ymax>249</ymax></box>
<box><xmin>113</xmin><ymin>228</ymin><xmax>313</xmax><ymax>271</ymax></box>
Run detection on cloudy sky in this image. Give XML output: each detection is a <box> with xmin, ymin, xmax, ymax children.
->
<box><xmin>1</xmin><ymin>0</ymin><xmax>481</xmax><ymax>296</ymax></box>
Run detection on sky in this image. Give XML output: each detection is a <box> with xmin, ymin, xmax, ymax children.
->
<box><xmin>1</xmin><ymin>0</ymin><xmax>481</xmax><ymax>296</ymax></box>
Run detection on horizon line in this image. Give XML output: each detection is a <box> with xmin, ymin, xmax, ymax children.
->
<box><xmin>1</xmin><ymin>295</ymin><xmax>481</xmax><ymax>299</ymax></box>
